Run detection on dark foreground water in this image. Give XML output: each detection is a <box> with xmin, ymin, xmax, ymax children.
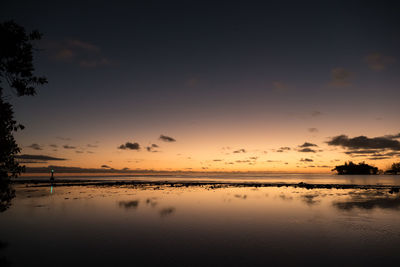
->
<box><xmin>1</xmin><ymin>178</ymin><xmax>400</xmax><ymax>266</ymax></box>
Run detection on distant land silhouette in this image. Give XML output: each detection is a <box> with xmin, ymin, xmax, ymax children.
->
<box><xmin>332</xmin><ymin>161</ymin><xmax>379</xmax><ymax>175</ymax></box>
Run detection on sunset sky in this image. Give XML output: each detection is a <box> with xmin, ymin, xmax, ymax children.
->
<box><xmin>2</xmin><ymin>1</ymin><xmax>400</xmax><ymax>172</ymax></box>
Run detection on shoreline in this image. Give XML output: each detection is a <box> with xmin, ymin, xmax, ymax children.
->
<box><xmin>12</xmin><ymin>179</ymin><xmax>400</xmax><ymax>191</ymax></box>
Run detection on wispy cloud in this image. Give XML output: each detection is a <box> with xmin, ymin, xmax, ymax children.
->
<box><xmin>298</xmin><ymin>148</ymin><xmax>317</xmax><ymax>153</ymax></box>
<box><xmin>365</xmin><ymin>53</ymin><xmax>395</xmax><ymax>71</ymax></box>
<box><xmin>146</xmin><ymin>144</ymin><xmax>160</xmax><ymax>152</ymax></box>
<box><xmin>308</xmin><ymin>128</ymin><xmax>318</xmax><ymax>133</ymax></box>
<box><xmin>272</xmin><ymin>81</ymin><xmax>288</xmax><ymax>92</ymax></box>
<box><xmin>233</xmin><ymin>149</ymin><xmax>246</xmax><ymax>153</ymax></box>
<box><xmin>47</xmin><ymin>39</ymin><xmax>111</xmax><ymax>68</ymax></box>
<box><xmin>27</xmin><ymin>143</ymin><xmax>42</xmax><ymax>150</ymax></box>
<box><xmin>311</xmin><ymin>111</ymin><xmax>322</xmax><ymax>117</ymax></box>
<box><xmin>329</xmin><ymin>68</ymin><xmax>353</xmax><ymax>87</ymax></box>
<box><xmin>276</xmin><ymin>147</ymin><xmax>291</xmax><ymax>152</ymax></box>
<box><xmin>159</xmin><ymin>135</ymin><xmax>176</xmax><ymax>142</ymax></box>
<box><xmin>56</xmin><ymin>136</ymin><xmax>71</xmax><ymax>141</ymax></box>
<box><xmin>185</xmin><ymin>77</ymin><xmax>199</xmax><ymax>87</ymax></box>
<box><xmin>15</xmin><ymin>154</ymin><xmax>67</xmax><ymax>163</ymax></box>
<box><xmin>63</xmin><ymin>145</ymin><xmax>76</xmax><ymax>149</ymax></box>
<box><xmin>299</xmin><ymin>142</ymin><xmax>318</xmax><ymax>148</ymax></box>
<box><xmin>87</xmin><ymin>144</ymin><xmax>98</xmax><ymax>148</ymax></box>
<box><xmin>67</xmin><ymin>39</ymin><xmax>100</xmax><ymax>52</ymax></box>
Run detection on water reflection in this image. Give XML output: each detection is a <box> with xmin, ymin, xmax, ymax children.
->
<box><xmin>1</xmin><ymin>184</ymin><xmax>400</xmax><ymax>266</ymax></box>
<box><xmin>301</xmin><ymin>193</ymin><xmax>321</xmax><ymax>206</ymax></box>
<box><xmin>118</xmin><ymin>200</ymin><xmax>139</xmax><ymax>210</ymax></box>
<box><xmin>146</xmin><ymin>198</ymin><xmax>158</xmax><ymax>207</ymax></box>
<box><xmin>333</xmin><ymin>190</ymin><xmax>400</xmax><ymax>210</ymax></box>
<box><xmin>159</xmin><ymin>207</ymin><xmax>175</xmax><ymax>217</ymax></box>
<box><xmin>0</xmin><ymin>182</ymin><xmax>15</xmax><ymax>212</ymax></box>
<box><xmin>0</xmin><ymin>240</ymin><xmax>10</xmax><ymax>266</ymax></box>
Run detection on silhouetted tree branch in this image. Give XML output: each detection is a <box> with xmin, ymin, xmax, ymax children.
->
<box><xmin>0</xmin><ymin>20</ymin><xmax>47</xmax><ymax>211</ymax></box>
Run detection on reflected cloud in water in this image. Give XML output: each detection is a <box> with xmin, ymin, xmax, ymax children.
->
<box><xmin>118</xmin><ymin>200</ymin><xmax>139</xmax><ymax>209</ymax></box>
<box><xmin>333</xmin><ymin>190</ymin><xmax>400</xmax><ymax>210</ymax></box>
<box><xmin>146</xmin><ymin>198</ymin><xmax>158</xmax><ymax>207</ymax></box>
<box><xmin>159</xmin><ymin>207</ymin><xmax>175</xmax><ymax>217</ymax></box>
<box><xmin>301</xmin><ymin>194</ymin><xmax>321</xmax><ymax>206</ymax></box>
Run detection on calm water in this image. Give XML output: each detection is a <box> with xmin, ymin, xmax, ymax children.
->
<box><xmin>1</xmin><ymin>176</ymin><xmax>400</xmax><ymax>266</ymax></box>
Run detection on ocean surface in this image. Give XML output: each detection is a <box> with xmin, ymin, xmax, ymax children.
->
<box><xmin>1</xmin><ymin>174</ymin><xmax>400</xmax><ymax>266</ymax></box>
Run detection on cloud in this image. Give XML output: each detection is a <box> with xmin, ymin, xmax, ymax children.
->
<box><xmin>15</xmin><ymin>154</ymin><xmax>67</xmax><ymax>163</ymax></box>
<box><xmin>63</xmin><ymin>145</ymin><xmax>76</xmax><ymax>149</ymax></box>
<box><xmin>54</xmin><ymin>49</ymin><xmax>74</xmax><ymax>61</ymax></box>
<box><xmin>28</xmin><ymin>143</ymin><xmax>42</xmax><ymax>150</ymax></box>
<box><xmin>24</xmin><ymin>165</ymin><xmax>145</xmax><ymax>173</ymax></box>
<box><xmin>272</xmin><ymin>81</ymin><xmax>288</xmax><ymax>92</ymax></box>
<box><xmin>365</xmin><ymin>53</ymin><xmax>395</xmax><ymax>71</ymax></box>
<box><xmin>344</xmin><ymin>149</ymin><xmax>381</xmax><ymax>155</ymax></box>
<box><xmin>118</xmin><ymin>142</ymin><xmax>140</xmax><ymax>150</ymax></box>
<box><xmin>213</xmin><ymin>159</ymin><xmax>223</xmax><ymax>162</ymax></box>
<box><xmin>345</xmin><ymin>149</ymin><xmax>400</xmax><ymax>159</ymax></box>
<box><xmin>327</xmin><ymin>134</ymin><xmax>400</xmax><ymax>151</ymax></box>
<box><xmin>233</xmin><ymin>149</ymin><xmax>246</xmax><ymax>153</ymax></box>
<box><xmin>300</xmin><ymin>158</ymin><xmax>313</xmax><ymax>162</ymax></box>
<box><xmin>330</xmin><ymin>68</ymin><xmax>353</xmax><ymax>87</ymax></box>
<box><xmin>385</xmin><ymin>133</ymin><xmax>400</xmax><ymax>139</ymax></box>
<box><xmin>146</xmin><ymin>144</ymin><xmax>160</xmax><ymax>152</ymax></box>
<box><xmin>185</xmin><ymin>77</ymin><xmax>199</xmax><ymax>87</ymax></box>
<box><xmin>87</xmin><ymin>144</ymin><xmax>98</xmax><ymax>148</ymax></box>
<box><xmin>159</xmin><ymin>135</ymin><xmax>176</xmax><ymax>142</ymax></box>
<box><xmin>368</xmin><ymin>156</ymin><xmax>391</xmax><ymax>160</ymax></box>
<box><xmin>276</xmin><ymin>147</ymin><xmax>290</xmax><ymax>152</ymax></box>
<box><xmin>101</xmin><ymin>165</ymin><xmax>111</xmax><ymax>168</ymax></box>
<box><xmin>308</xmin><ymin>128</ymin><xmax>319</xmax><ymax>133</ymax></box>
<box><xmin>79</xmin><ymin>58</ymin><xmax>110</xmax><ymax>68</ymax></box>
<box><xmin>48</xmin><ymin>39</ymin><xmax>110</xmax><ymax>68</ymax></box>
<box><xmin>75</xmin><ymin>150</ymin><xmax>84</xmax><ymax>153</ymax></box>
<box><xmin>311</xmin><ymin>111</ymin><xmax>322</xmax><ymax>117</ymax></box>
<box><xmin>49</xmin><ymin>144</ymin><xmax>58</xmax><ymax>148</ymax></box>
<box><xmin>299</xmin><ymin>142</ymin><xmax>318</xmax><ymax>148</ymax></box>
<box><xmin>56</xmin><ymin>136</ymin><xmax>71</xmax><ymax>141</ymax></box>
<box><xmin>298</xmin><ymin>148</ymin><xmax>317</xmax><ymax>153</ymax></box>
<box><xmin>67</xmin><ymin>39</ymin><xmax>100</xmax><ymax>52</ymax></box>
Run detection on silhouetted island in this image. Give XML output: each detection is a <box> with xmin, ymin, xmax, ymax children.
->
<box><xmin>332</xmin><ymin>161</ymin><xmax>378</xmax><ymax>175</ymax></box>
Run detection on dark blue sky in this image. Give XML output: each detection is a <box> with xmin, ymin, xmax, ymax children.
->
<box><xmin>2</xmin><ymin>0</ymin><xmax>400</xmax><ymax>171</ymax></box>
